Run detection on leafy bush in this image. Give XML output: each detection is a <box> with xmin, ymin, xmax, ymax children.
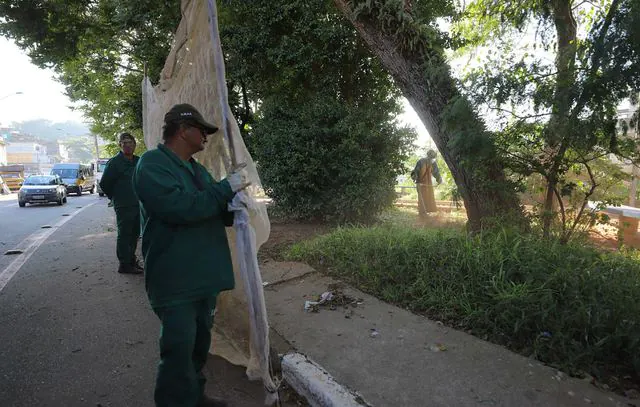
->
<box><xmin>252</xmin><ymin>94</ymin><xmax>414</xmax><ymax>223</ymax></box>
<box><xmin>288</xmin><ymin>226</ymin><xmax>640</xmax><ymax>382</ymax></box>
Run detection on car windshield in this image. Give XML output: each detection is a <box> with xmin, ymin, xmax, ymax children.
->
<box><xmin>51</xmin><ymin>169</ymin><xmax>78</xmax><ymax>178</ymax></box>
<box><xmin>24</xmin><ymin>176</ymin><xmax>57</xmax><ymax>186</ymax></box>
<box><xmin>98</xmin><ymin>163</ymin><xmax>107</xmax><ymax>172</ymax></box>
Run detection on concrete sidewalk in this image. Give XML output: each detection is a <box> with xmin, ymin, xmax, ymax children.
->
<box><xmin>262</xmin><ymin>262</ymin><xmax>635</xmax><ymax>407</ymax></box>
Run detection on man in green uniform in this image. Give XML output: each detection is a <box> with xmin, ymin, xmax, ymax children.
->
<box><xmin>133</xmin><ymin>104</ymin><xmax>249</xmax><ymax>407</ymax></box>
<box><xmin>100</xmin><ymin>132</ymin><xmax>143</xmax><ymax>274</ymax></box>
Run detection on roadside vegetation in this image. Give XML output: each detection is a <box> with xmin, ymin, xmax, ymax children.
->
<box><xmin>286</xmin><ymin>208</ymin><xmax>640</xmax><ymax>391</ymax></box>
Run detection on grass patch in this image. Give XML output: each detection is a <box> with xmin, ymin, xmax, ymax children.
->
<box><xmin>377</xmin><ymin>206</ymin><xmax>467</xmax><ymax>230</ymax></box>
<box><xmin>287</xmin><ymin>226</ymin><xmax>640</xmax><ymax>387</ymax></box>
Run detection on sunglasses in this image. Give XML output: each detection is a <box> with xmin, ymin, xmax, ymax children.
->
<box><xmin>189</xmin><ymin>125</ymin><xmax>207</xmax><ymax>136</ymax></box>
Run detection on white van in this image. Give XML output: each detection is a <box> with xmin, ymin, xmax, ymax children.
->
<box><xmin>95</xmin><ymin>158</ymin><xmax>109</xmax><ymax>197</ymax></box>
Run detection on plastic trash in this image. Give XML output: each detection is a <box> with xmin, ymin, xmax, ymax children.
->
<box><xmin>304</xmin><ymin>301</ymin><xmax>320</xmax><ymax>312</ymax></box>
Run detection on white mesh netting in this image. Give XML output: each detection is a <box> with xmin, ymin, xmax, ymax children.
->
<box><xmin>141</xmin><ymin>0</ymin><xmax>276</xmax><ymax>403</ymax></box>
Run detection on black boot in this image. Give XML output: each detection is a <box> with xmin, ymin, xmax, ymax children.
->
<box><xmin>197</xmin><ymin>395</ymin><xmax>228</xmax><ymax>407</ymax></box>
<box><xmin>118</xmin><ymin>263</ymin><xmax>142</xmax><ymax>274</ymax></box>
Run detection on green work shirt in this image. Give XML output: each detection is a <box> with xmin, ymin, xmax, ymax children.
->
<box><xmin>133</xmin><ymin>143</ymin><xmax>236</xmax><ymax>308</ymax></box>
<box><xmin>99</xmin><ymin>152</ymin><xmax>140</xmax><ymax>208</ymax></box>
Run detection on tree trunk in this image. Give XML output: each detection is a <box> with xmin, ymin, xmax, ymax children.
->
<box><xmin>333</xmin><ymin>0</ymin><xmax>525</xmax><ymax>229</ymax></box>
<box><xmin>542</xmin><ymin>0</ymin><xmax>578</xmax><ymax>238</ymax></box>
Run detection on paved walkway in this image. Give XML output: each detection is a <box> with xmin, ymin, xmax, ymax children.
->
<box><xmin>262</xmin><ymin>262</ymin><xmax>635</xmax><ymax>407</ymax></box>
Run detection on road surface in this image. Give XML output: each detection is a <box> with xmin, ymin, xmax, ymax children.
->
<box><xmin>0</xmin><ymin>193</ymin><xmax>292</xmax><ymax>407</ymax></box>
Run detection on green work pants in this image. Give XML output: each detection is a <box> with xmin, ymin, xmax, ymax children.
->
<box><xmin>114</xmin><ymin>206</ymin><xmax>140</xmax><ymax>265</ymax></box>
<box><xmin>153</xmin><ymin>296</ymin><xmax>217</xmax><ymax>407</ymax></box>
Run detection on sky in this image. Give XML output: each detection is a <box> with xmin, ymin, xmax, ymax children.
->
<box><xmin>398</xmin><ymin>100</ymin><xmax>433</xmax><ymax>151</ymax></box>
<box><xmin>0</xmin><ymin>37</ymin><xmax>433</xmax><ymax>150</ymax></box>
<box><xmin>0</xmin><ymin>37</ymin><xmax>86</xmax><ymax>127</ymax></box>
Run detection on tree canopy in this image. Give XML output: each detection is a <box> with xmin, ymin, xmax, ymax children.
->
<box><xmin>1</xmin><ymin>0</ymin><xmax>415</xmax><ymax>222</ymax></box>
<box><xmin>331</xmin><ymin>0</ymin><xmax>640</xmax><ymax>234</ymax></box>
<box><xmin>221</xmin><ymin>0</ymin><xmax>414</xmax><ymax>221</ymax></box>
<box><xmin>4</xmin><ymin>0</ymin><xmax>640</xmax><ymax>228</ymax></box>
<box><xmin>451</xmin><ymin>0</ymin><xmax>640</xmax><ymax>238</ymax></box>
<box><xmin>0</xmin><ymin>0</ymin><xmax>180</xmax><ymax>143</ymax></box>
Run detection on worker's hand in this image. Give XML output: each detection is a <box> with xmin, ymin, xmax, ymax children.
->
<box><xmin>226</xmin><ymin>163</ymin><xmax>251</xmax><ymax>192</ymax></box>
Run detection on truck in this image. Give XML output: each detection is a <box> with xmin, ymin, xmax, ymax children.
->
<box><xmin>0</xmin><ymin>164</ymin><xmax>25</xmax><ymax>192</ymax></box>
<box><xmin>95</xmin><ymin>158</ymin><xmax>110</xmax><ymax>197</ymax></box>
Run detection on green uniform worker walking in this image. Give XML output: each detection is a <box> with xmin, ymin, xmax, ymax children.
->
<box><xmin>100</xmin><ymin>133</ymin><xmax>143</xmax><ymax>275</ymax></box>
<box><xmin>133</xmin><ymin>104</ymin><xmax>250</xmax><ymax>407</ymax></box>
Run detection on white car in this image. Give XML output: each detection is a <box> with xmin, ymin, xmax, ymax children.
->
<box><xmin>18</xmin><ymin>175</ymin><xmax>68</xmax><ymax>207</ymax></box>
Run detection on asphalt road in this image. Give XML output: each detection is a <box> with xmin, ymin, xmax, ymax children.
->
<box><xmin>0</xmin><ymin>193</ymin><xmax>293</xmax><ymax>407</ymax></box>
<box><xmin>0</xmin><ymin>192</ymin><xmax>98</xmax><ymax>271</ymax></box>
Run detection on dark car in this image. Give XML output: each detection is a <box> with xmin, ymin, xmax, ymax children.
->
<box><xmin>18</xmin><ymin>175</ymin><xmax>68</xmax><ymax>207</ymax></box>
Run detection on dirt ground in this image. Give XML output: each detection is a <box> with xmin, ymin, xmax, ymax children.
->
<box><xmin>588</xmin><ymin>221</ymin><xmax>622</xmax><ymax>250</ymax></box>
<box><xmin>258</xmin><ymin>218</ymin><xmax>331</xmax><ymax>263</ymax></box>
<box><xmin>257</xmin><ymin>204</ymin><xmax>468</xmax><ymax>263</ymax></box>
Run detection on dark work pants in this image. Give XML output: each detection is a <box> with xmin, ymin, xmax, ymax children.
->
<box><xmin>114</xmin><ymin>206</ymin><xmax>140</xmax><ymax>265</ymax></box>
<box><xmin>152</xmin><ymin>296</ymin><xmax>217</xmax><ymax>407</ymax></box>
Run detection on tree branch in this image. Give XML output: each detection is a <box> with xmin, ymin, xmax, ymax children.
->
<box><xmin>552</xmin><ymin>184</ymin><xmax>567</xmax><ymax>235</ymax></box>
<box><xmin>610</xmin><ymin>148</ymin><xmax>640</xmax><ymax>166</ymax></box>
<box><xmin>489</xmin><ymin>105</ymin><xmax>551</xmax><ymax>120</ymax></box>
<box><xmin>570</xmin><ymin>0</ymin><xmax>622</xmax><ymax>119</ymax></box>
<box><xmin>501</xmin><ymin>149</ymin><xmax>548</xmax><ymax>176</ymax></box>
<box><xmin>530</xmin><ymin>70</ymin><xmax>559</xmax><ymax>81</ymax></box>
<box><xmin>572</xmin><ymin>0</ymin><xmax>600</xmax><ymax>11</ymax></box>
<box><xmin>564</xmin><ymin>157</ymin><xmax>599</xmax><ymax>242</ymax></box>
<box><xmin>113</xmin><ymin>61</ymin><xmax>143</xmax><ymax>74</ymax></box>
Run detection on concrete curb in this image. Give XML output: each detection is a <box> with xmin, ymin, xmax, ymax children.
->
<box><xmin>282</xmin><ymin>352</ymin><xmax>371</xmax><ymax>407</ymax></box>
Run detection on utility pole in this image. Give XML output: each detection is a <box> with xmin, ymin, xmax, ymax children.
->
<box><xmin>92</xmin><ymin>133</ymin><xmax>100</xmax><ymax>159</ymax></box>
<box><xmin>35</xmin><ymin>145</ymin><xmax>41</xmax><ymax>175</ymax></box>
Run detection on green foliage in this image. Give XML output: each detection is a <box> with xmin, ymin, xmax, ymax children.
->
<box><xmin>453</xmin><ymin>0</ymin><xmax>640</xmax><ymax>239</ymax></box>
<box><xmin>62</xmin><ymin>136</ymin><xmax>95</xmax><ymax>163</ymax></box>
<box><xmin>433</xmin><ymin>154</ymin><xmax>461</xmax><ymax>202</ymax></box>
<box><xmin>398</xmin><ymin>154</ymin><xmax>419</xmax><ymax>200</ymax></box>
<box><xmin>0</xmin><ymin>1</ymin><xmax>181</xmax><ymax>145</ymax></box>
<box><xmin>351</xmin><ymin>0</ymin><xmax>456</xmax><ymax>52</ymax></box>
<box><xmin>336</xmin><ymin>0</ymin><xmax>528</xmax><ymax>227</ymax></box>
<box><xmin>221</xmin><ymin>0</ymin><xmax>415</xmax><ymax>222</ymax></box>
<box><xmin>289</xmin><ymin>226</ymin><xmax>640</xmax><ymax>382</ymax></box>
<box><xmin>2</xmin><ymin>0</ymin><xmax>415</xmax><ymax>222</ymax></box>
<box><xmin>253</xmin><ymin>94</ymin><xmax>413</xmax><ymax>222</ymax></box>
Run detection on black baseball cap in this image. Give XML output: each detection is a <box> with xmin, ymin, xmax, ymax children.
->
<box><xmin>164</xmin><ymin>104</ymin><xmax>219</xmax><ymax>135</ymax></box>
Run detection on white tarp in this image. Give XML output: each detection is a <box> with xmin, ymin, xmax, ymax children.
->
<box><xmin>141</xmin><ymin>0</ymin><xmax>277</xmax><ymax>403</ymax></box>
